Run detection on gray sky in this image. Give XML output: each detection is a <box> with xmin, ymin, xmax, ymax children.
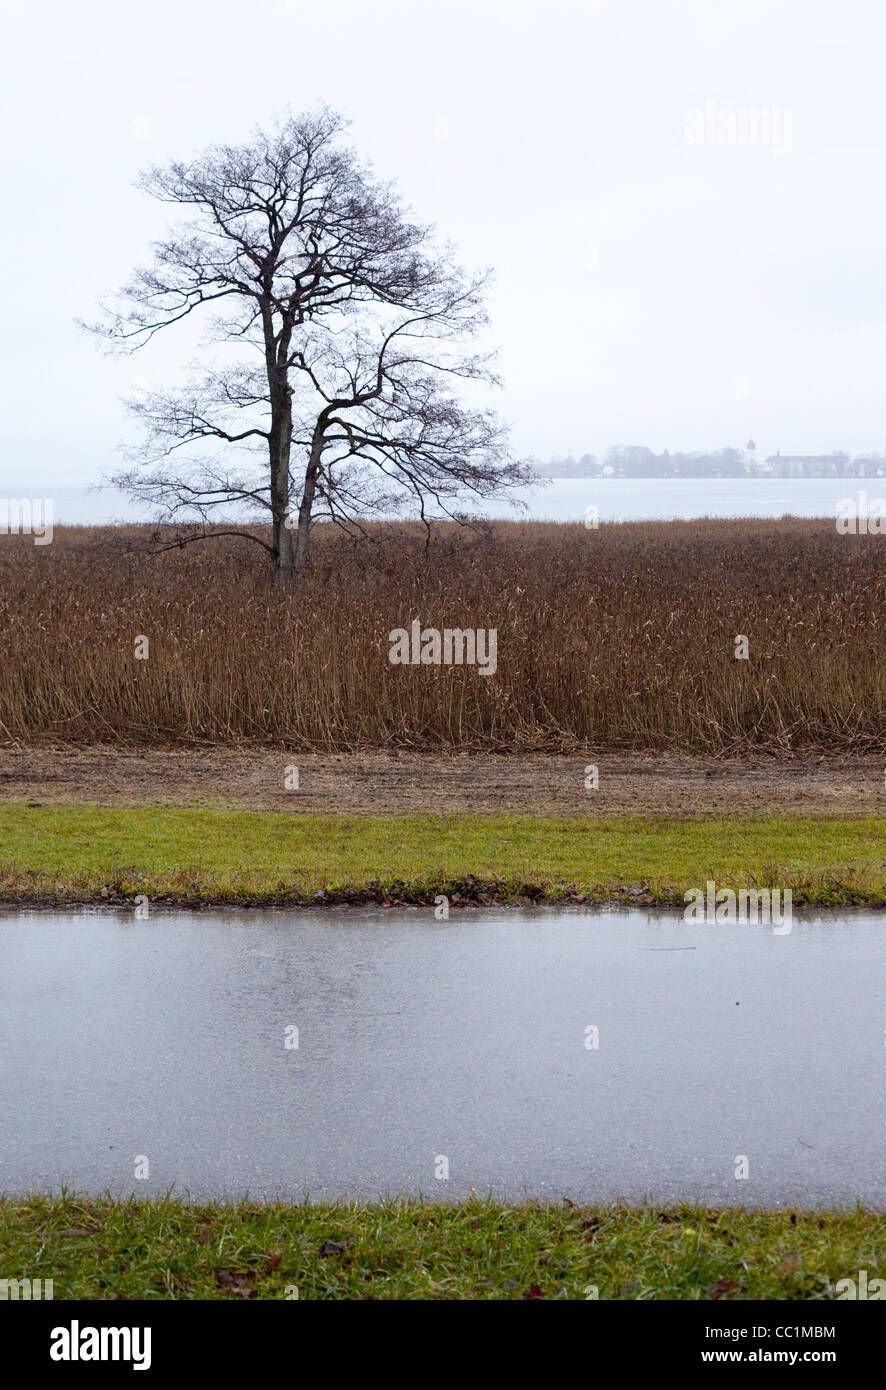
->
<box><xmin>2</xmin><ymin>0</ymin><xmax>886</xmax><ymax>489</ymax></box>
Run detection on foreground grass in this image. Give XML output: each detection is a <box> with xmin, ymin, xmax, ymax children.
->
<box><xmin>1</xmin><ymin>1195</ymin><xmax>881</xmax><ymax>1300</ymax></box>
<box><xmin>0</xmin><ymin>804</ymin><xmax>882</xmax><ymax>906</ymax></box>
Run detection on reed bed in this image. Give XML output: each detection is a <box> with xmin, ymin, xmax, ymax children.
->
<box><xmin>0</xmin><ymin>517</ymin><xmax>882</xmax><ymax>752</ymax></box>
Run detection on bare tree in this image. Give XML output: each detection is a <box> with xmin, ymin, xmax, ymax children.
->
<box><xmin>88</xmin><ymin>107</ymin><xmax>529</xmax><ymax>581</ymax></box>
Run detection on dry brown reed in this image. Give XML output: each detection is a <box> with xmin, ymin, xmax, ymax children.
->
<box><xmin>0</xmin><ymin>517</ymin><xmax>882</xmax><ymax>752</ymax></box>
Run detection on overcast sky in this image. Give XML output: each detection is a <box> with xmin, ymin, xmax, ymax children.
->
<box><xmin>2</xmin><ymin>0</ymin><xmax>886</xmax><ymax>491</ymax></box>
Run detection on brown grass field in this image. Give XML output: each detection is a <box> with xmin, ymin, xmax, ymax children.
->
<box><xmin>0</xmin><ymin>517</ymin><xmax>883</xmax><ymax>753</ymax></box>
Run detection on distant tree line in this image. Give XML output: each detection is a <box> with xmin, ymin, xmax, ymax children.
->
<box><xmin>534</xmin><ymin>447</ymin><xmax>886</xmax><ymax>479</ymax></box>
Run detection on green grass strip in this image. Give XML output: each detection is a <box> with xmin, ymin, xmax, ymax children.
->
<box><xmin>0</xmin><ymin>805</ymin><xmax>881</xmax><ymax>906</ymax></box>
<box><xmin>0</xmin><ymin>1194</ymin><xmax>882</xmax><ymax>1300</ymax></box>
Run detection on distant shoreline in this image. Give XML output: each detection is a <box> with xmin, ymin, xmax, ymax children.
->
<box><xmin>533</xmin><ymin>471</ymin><xmax>885</xmax><ymax>481</ymax></box>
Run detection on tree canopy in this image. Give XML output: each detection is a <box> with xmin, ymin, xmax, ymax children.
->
<box><xmin>89</xmin><ymin>107</ymin><xmax>528</xmax><ymax>580</ymax></box>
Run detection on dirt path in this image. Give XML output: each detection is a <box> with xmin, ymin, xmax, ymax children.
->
<box><xmin>0</xmin><ymin>745</ymin><xmax>883</xmax><ymax>816</ymax></box>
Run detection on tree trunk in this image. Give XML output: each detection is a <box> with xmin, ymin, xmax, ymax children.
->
<box><xmin>270</xmin><ymin>393</ymin><xmax>294</xmax><ymax>584</ymax></box>
<box><xmin>293</xmin><ymin>427</ymin><xmax>325</xmax><ymax>579</ymax></box>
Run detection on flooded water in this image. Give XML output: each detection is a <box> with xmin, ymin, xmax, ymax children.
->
<box><xmin>1</xmin><ymin>906</ymin><xmax>883</xmax><ymax>1205</ymax></box>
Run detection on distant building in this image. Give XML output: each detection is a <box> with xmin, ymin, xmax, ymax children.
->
<box><xmin>763</xmin><ymin>453</ymin><xmax>850</xmax><ymax>477</ymax></box>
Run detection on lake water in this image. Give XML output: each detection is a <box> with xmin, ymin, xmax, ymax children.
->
<box><xmin>472</xmin><ymin>476</ymin><xmax>883</xmax><ymax>523</ymax></box>
<box><xmin>2</xmin><ymin>905</ymin><xmax>883</xmax><ymax>1206</ymax></box>
<box><xmin>23</xmin><ymin>476</ymin><xmax>883</xmax><ymax>526</ymax></box>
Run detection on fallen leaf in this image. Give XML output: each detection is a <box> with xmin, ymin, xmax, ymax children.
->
<box><xmin>706</xmin><ymin>1277</ymin><xmax>740</xmax><ymax>1300</ymax></box>
<box><xmin>319</xmin><ymin>1239</ymin><xmax>350</xmax><ymax>1258</ymax></box>
<box><xmin>215</xmin><ymin>1269</ymin><xmax>256</xmax><ymax>1298</ymax></box>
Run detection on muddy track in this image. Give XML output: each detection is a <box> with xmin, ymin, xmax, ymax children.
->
<box><xmin>0</xmin><ymin>745</ymin><xmax>883</xmax><ymax>816</ymax></box>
